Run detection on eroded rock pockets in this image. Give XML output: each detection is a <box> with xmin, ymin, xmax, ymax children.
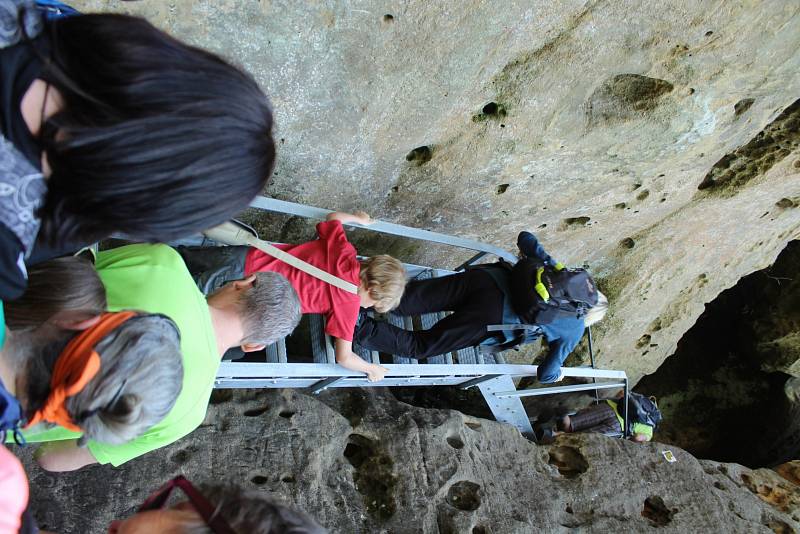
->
<box><xmin>697</xmin><ymin>98</ymin><xmax>800</xmax><ymax>195</ymax></box>
<box><xmin>585</xmin><ymin>74</ymin><xmax>674</xmax><ymax>126</ymax></box>
<box><xmin>548</xmin><ymin>445</ymin><xmax>589</xmax><ymax>479</ymax></box>
<box><xmin>343</xmin><ymin>434</ymin><xmax>397</xmax><ymax>521</ymax></box>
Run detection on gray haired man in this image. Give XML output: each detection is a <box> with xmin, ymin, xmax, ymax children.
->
<box><xmin>22</xmin><ymin>244</ymin><xmax>302</xmax><ymax>471</ymax></box>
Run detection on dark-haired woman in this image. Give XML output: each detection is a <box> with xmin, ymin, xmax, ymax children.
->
<box><xmin>109</xmin><ymin>477</ymin><xmax>326</xmax><ymax>534</ymax></box>
<box><xmin>0</xmin><ymin>0</ymin><xmax>276</xmax><ymax>301</ymax></box>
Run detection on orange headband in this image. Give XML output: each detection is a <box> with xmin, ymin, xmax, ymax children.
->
<box><xmin>25</xmin><ymin>311</ymin><xmax>137</xmax><ymax>432</ymax></box>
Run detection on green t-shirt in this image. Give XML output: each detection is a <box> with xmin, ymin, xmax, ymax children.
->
<box><xmin>20</xmin><ymin>244</ymin><xmax>219</xmax><ymax>466</ymax></box>
<box><xmin>607</xmin><ymin>400</ymin><xmax>654</xmax><ymax>440</ymax></box>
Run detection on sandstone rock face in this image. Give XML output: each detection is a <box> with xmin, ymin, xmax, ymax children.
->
<box><xmin>73</xmin><ymin>0</ymin><xmax>800</xmax><ymax>383</ymax></box>
<box><xmin>16</xmin><ymin>389</ymin><xmax>800</xmax><ymax>533</ymax></box>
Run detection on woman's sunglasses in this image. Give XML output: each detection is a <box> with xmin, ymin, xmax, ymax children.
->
<box><xmin>132</xmin><ymin>475</ymin><xmax>236</xmax><ymax>534</ymax></box>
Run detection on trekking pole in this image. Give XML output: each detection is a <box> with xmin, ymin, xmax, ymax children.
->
<box><xmin>587</xmin><ymin>326</ymin><xmax>600</xmax><ymax>404</ymax></box>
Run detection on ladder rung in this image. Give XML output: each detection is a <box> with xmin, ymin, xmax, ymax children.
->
<box><xmin>309</xmin><ymin>315</ymin><xmax>329</xmax><ymax>364</ymax></box>
<box><xmin>308</xmin><ymin>376</ymin><xmax>343</xmax><ymax>394</ymax></box>
<box><xmin>458</xmin><ymin>374</ymin><xmax>502</xmax><ymax>389</ymax></box>
<box><xmin>265</xmin><ymin>339</ymin><xmax>288</xmax><ymax>363</ymax></box>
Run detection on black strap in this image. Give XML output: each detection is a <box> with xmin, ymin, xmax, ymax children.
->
<box><xmin>486</xmin><ymin>323</ymin><xmax>542</xmax><ymax>332</ymax></box>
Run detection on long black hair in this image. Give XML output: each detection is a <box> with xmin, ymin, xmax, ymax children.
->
<box><xmin>36</xmin><ymin>14</ymin><xmax>275</xmax><ymax>244</ymax></box>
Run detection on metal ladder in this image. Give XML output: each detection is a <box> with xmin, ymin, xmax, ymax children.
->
<box><xmin>214</xmin><ymin>196</ymin><xmax>630</xmax><ymax>438</ymax></box>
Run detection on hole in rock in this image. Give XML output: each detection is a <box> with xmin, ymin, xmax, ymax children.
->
<box><xmin>482</xmin><ymin>102</ymin><xmax>506</xmax><ymax>116</ymax></box>
<box><xmin>281</xmin><ymin>475</ymin><xmax>296</xmax><ymax>483</ymax></box>
<box><xmin>472</xmin><ymin>527</ymin><xmax>488</xmax><ymax>534</ymax></box>
<box><xmin>383</xmin><ymin>14</ymin><xmax>394</xmax><ymax>22</ymax></box>
<box><xmin>496</xmin><ymin>183</ymin><xmax>509</xmax><ymax>195</ymax></box>
<box><xmin>343</xmin><ymin>434</ymin><xmax>374</xmax><ymax>469</ymax></box>
<box><xmin>406</xmin><ymin>145</ymin><xmax>432</xmax><ymax>165</ymax></box>
<box><xmin>279</xmin><ymin>410</ymin><xmax>296</xmax><ymax>419</ymax></box>
<box><xmin>447</xmin><ymin>481</ymin><xmax>482</xmax><ymax>511</ymax></box>
<box><xmin>619</xmin><ymin>237</ymin><xmax>635</xmax><ymax>249</ymax></box>
<box><xmin>209</xmin><ymin>389</ymin><xmax>233</xmax><ymax>405</ymax></box>
<box><xmin>244</xmin><ymin>406</ymin><xmax>270</xmax><ymax>417</ymax></box>
<box><xmin>465</xmin><ymin>422</ymin><xmax>483</xmax><ymax>431</ymax></box>
<box><xmin>637</xmin><ymin>240</ymin><xmax>800</xmax><ymax>467</ymax></box>
<box><xmin>447</xmin><ymin>436</ymin><xmax>465</xmax><ymax>449</ymax></box>
<box><xmin>734</xmin><ymin>98</ymin><xmax>755</xmax><ymax>117</ymax></box>
<box><xmin>641</xmin><ymin>496</ymin><xmax>674</xmax><ymax>526</ymax></box>
<box><xmin>171</xmin><ymin>449</ymin><xmax>191</xmax><ymax>464</ymax></box>
<box><xmin>251</xmin><ymin>475</ymin><xmax>268</xmax><ymax>485</ymax></box>
<box><xmin>562</xmin><ymin>216</ymin><xmax>590</xmax><ymax>227</ymax></box>
<box><xmin>548</xmin><ymin>445</ymin><xmax>589</xmax><ymax>478</ymax></box>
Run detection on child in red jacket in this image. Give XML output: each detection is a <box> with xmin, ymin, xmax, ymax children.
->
<box><xmin>178</xmin><ymin>211</ymin><xmax>407</xmax><ymax>382</ymax></box>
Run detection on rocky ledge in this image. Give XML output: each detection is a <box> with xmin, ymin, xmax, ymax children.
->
<box><xmin>16</xmin><ymin>388</ymin><xmax>800</xmax><ymax>533</ymax></box>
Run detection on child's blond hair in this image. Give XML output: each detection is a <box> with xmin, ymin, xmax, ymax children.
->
<box><xmin>360</xmin><ymin>255</ymin><xmax>406</xmax><ymax>313</ymax></box>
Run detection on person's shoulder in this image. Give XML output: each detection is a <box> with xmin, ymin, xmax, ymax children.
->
<box><xmin>97</xmin><ymin>243</ymin><xmax>185</xmax><ymax>270</ymax></box>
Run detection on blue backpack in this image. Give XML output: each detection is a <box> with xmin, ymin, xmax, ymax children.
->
<box><xmin>35</xmin><ymin>0</ymin><xmax>79</xmax><ymax>19</ymax></box>
<box><xmin>0</xmin><ymin>380</ymin><xmax>24</xmax><ymax>445</ymax></box>
<box><xmin>617</xmin><ymin>392</ymin><xmax>662</xmax><ymax>432</ymax></box>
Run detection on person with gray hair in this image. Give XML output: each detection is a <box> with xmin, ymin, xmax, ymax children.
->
<box><xmin>1</xmin><ymin>312</ymin><xmax>183</xmax><ymax>447</ymax></box>
<box><xmin>19</xmin><ymin>244</ymin><xmax>300</xmax><ymax>472</ymax></box>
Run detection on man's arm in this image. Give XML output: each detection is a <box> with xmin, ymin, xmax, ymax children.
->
<box><xmin>333</xmin><ymin>337</ymin><xmax>388</xmax><ymax>382</ymax></box>
<box><xmin>34</xmin><ymin>440</ymin><xmax>98</xmax><ymax>472</ymax></box>
<box><xmin>517</xmin><ymin>231</ymin><xmax>560</xmax><ymax>267</ymax></box>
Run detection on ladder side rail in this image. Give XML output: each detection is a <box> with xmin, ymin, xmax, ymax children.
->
<box><xmin>623</xmin><ymin>377</ymin><xmax>630</xmax><ymax>438</ymax></box>
<box><xmin>215</xmin><ymin>362</ymin><xmax>627</xmax><ymax>380</ymax></box>
<box><xmin>215</xmin><ymin>375</ymin><xmax>504</xmax><ymax>389</ymax></box>
<box><xmin>493</xmin><ymin>381</ymin><xmax>627</xmax><ymax>398</ymax></box>
<box><xmin>587</xmin><ymin>326</ymin><xmax>600</xmax><ymax>404</ymax></box>
<box><xmin>249</xmin><ymin>196</ymin><xmax>517</xmax><ymax>262</ymax></box>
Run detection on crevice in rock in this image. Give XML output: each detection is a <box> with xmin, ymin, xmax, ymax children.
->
<box><xmin>637</xmin><ymin>240</ymin><xmax>800</xmax><ymax>467</ymax></box>
<box><xmin>343</xmin><ymin>434</ymin><xmax>397</xmax><ymax>521</ymax></box>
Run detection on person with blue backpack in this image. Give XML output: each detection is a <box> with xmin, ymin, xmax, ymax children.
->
<box><xmin>557</xmin><ymin>391</ymin><xmax>662</xmax><ymax>442</ymax></box>
<box><xmin>354</xmin><ymin>231</ymin><xmax>608</xmax><ymax>383</ymax></box>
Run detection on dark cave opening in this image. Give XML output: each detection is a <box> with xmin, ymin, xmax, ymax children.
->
<box><xmin>636</xmin><ymin>240</ymin><xmax>800</xmax><ymax>468</ymax></box>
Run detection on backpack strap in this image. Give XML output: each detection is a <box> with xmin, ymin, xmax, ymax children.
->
<box><xmin>486</xmin><ymin>324</ymin><xmax>543</xmax><ymax>333</ymax></box>
<box><xmin>204</xmin><ymin>222</ymin><xmax>359</xmax><ymax>294</ymax></box>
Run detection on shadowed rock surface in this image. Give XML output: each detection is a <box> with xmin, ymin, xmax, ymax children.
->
<box><xmin>14</xmin><ymin>389</ymin><xmax>800</xmax><ymax>533</ymax></box>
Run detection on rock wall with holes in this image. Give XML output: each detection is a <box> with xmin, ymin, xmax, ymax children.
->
<box><xmin>16</xmin><ymin>389</ymin><xmax>800</xmax><ymax>532</ymax></box>
<box><xmin>73</xmin><ymin>0</ymin><xmax>800</xmax><ymax>382</ymax></box>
